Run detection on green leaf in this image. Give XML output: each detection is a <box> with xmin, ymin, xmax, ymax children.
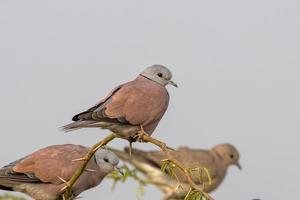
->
<box><xmin>160</xmin><ymin>160</ymin><xmax>169</xmax><ymax>172</ymax></box>
<box><xmin>184</xmin><ymin>189</ymin><xmax>209</xmax><ymax>200</ymax></box>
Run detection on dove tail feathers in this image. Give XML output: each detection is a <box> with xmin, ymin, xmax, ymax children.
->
<box><xmin>0</xmin><ymin>181</ymin><xmax>13</xmax><ymax>191</ymax></box>
<box><xmin>0</xmin><ymin>174</ymin><xmax>15</xmax><ymax>191</ymax></box>
<box><xmin>61</xmin><ymin>121</ymin><xmax>94</xmax><ymax>132</ymax></box>
<box><xmin>0</xmin><ymin>185</ymin><xmax>13</xmax><ymax>191</ymax></box>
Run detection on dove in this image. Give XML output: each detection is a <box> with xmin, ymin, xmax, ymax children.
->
<box><xmin>0</xmin><ymin>144</ymin><xmax>120</xmax><ymax>200</ymax></box>
<box><xmin>111</xmin><ymin>143</ymin><xmax>241</xmax><ymax>200</ymax></box>
<box><xmin>62</xmin><ymin>64</ymin><xmax>177</xmax><ymax>142</ymax></box>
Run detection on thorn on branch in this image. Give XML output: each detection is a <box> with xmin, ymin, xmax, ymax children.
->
<box><xmin>62</xmin><ymin>133</ymin><xmax>117</xmax><ymax>200</ymax></box>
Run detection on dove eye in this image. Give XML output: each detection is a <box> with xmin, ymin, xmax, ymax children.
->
<box><xmin>230</xmin><ymin>154</ymin><xmax>234</xmax><ymax>159</ymax></box>
<box><xmin>104</xmin><ymin>158</ymin><xmax>109</xmax><ymax>162</ymax></box>
<box><xmin>157</xmin><ymin>73</ymin><xmax>163</xmax><ymax>77</ymax></box>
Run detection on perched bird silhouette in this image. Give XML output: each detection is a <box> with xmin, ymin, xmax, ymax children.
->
<box><xmin>0</xmin><ymin>144</ymin><xmax>120</xmax><ymax>200</ymax></box>
<box><xmin>62</xmin><ymin>64</ymin><xmax>177</xmax><ymax>142</ymax></box>
<box><xmin>111</xmin><ymin>143</ymin><xmax>241</xmax><ymax>200</ymax></box>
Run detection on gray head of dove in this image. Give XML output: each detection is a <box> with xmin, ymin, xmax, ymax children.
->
<box><xmin>140</xmin><ymin>64</ymin><xmax>178</xmax><ymax>87</ymax></box>
<box><xmin>94</xmin><ymin>148</ymin><xmax>120</xmax><ymax>173</ymax></box>
<box><xmin>213</xmin><ymin>143</ymin><xmax>242</xmax><ymax>170</ymax></box>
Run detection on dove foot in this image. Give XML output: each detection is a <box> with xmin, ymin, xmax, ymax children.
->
<box><xmin>133</xmin><ymin>125</ymin><xmax>149</xmax><ymax>143</ymax></box>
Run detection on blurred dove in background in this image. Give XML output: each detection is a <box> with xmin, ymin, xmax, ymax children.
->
<box><xmin>111</xmin><ymin>143</ymin><xmax>241</xmax><ymax>200</ymax></box>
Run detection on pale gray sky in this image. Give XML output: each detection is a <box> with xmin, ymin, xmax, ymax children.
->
<box><xmin>0</xmin><ymin>0</ymin><xmax>299</xmax><ymax>199</ymax></box>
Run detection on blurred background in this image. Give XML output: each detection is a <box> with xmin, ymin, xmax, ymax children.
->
<box><xmin>0</xmin><ymin>0</ymin><xmax>299</xmax><ymax>199</ymax></box>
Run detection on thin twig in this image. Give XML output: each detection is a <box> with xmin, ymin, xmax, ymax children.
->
<box><xmin>140</xmin><ymin>134</ymin><xmax>200</xmax><ymax>190</ymax></box>
<box><xmin>62</xmin><ymin>133</ymin><xmax>117</xmax><ymax>199</ymax></box>
<box><xmin>140</xmin><ymin>134</ymin><xmax>214</xmax><ymax>200</ymax></box>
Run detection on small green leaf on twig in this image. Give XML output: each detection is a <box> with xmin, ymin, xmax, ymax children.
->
<box><xmin>184</xmin><ymin>186</ymin><xmax>213</xmax><ymax>200</ymax></box>
<box><xmin>161</xmin><ymin>159</ymin><xmax>169</xmax><ymax>172</ymax></box>
<box><xmin>107</xmin><ymin>164</ymin><xmax>150</xmax><ymax>197</ymax></box>
<box><xmin>202</xmin><ymin>168</ymin><xmax>212</xmax><ymax>185</ymax></box>
<box><xmin>184</xmin><ymin>189</ymin><xmax>208</xmax><ymax>200</ymax></box>
<box><xmin>160</xmin><ymin>159</ymin><xmax>177</xmax><ymax>178</ymax></box>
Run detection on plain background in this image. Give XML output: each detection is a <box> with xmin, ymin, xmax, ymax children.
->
<box><xmin>0</xmin><ymin>0</ymin><xmax>299</xmax><ymax>199</ymax></box>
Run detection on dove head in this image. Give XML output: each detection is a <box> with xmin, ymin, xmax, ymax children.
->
<box><xmin>213</xmin><ymin>143</ymin><xmax>241</xmax><ymax>170</ymax></box>
<box><xmin>140</xmin><ymin>64</ymin><xmax>178</xmax><ymax>87</ymax></box>
<box><xmin>94</xmin><ymin>148</ymin><xmax>120</xmax><ymax>173</ymax></box>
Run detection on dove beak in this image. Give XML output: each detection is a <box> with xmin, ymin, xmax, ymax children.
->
<box><xmin>235</xmin><ymin>162</ymin><xmax>242</xmax><ymax>170</ymax></box>
<box><xmin>115</xmin><ymin>166</ymin><xmax>124</xmax><ymax>176</ymax></box>
<box><xmin>168</xmin><ymin>80</ymin><xmax>178</xmax><ymax>88</ymax></box>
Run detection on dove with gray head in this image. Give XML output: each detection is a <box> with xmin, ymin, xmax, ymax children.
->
<box><xmin>0</xmin><ymin>144</ymin><xmax>119</xmax><ymax>200</ymax></box>
<box><xmin>62</xmin><ymin>64</ymin><xmax>177</xmax><ymax>142</ymax></box>
<box><xmin>111</xmin><ymin>143</ymin><xmax>241</xmax><ymax>200</ymax></box>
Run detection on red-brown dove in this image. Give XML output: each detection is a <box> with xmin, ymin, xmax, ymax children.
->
<box><xmin>0</xmin><ymin>144</ymin><xmax>120</xmax><ymax>200</ymax></box>
<box><xmin>111</xmin><ymin>143</ymin><xmax>241</xmax><ymax>200</ymax></box>
<box><xmin>62</xmin><ymin>64</ymin><xmax>177</xmax><ymax>141</ymax></box>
